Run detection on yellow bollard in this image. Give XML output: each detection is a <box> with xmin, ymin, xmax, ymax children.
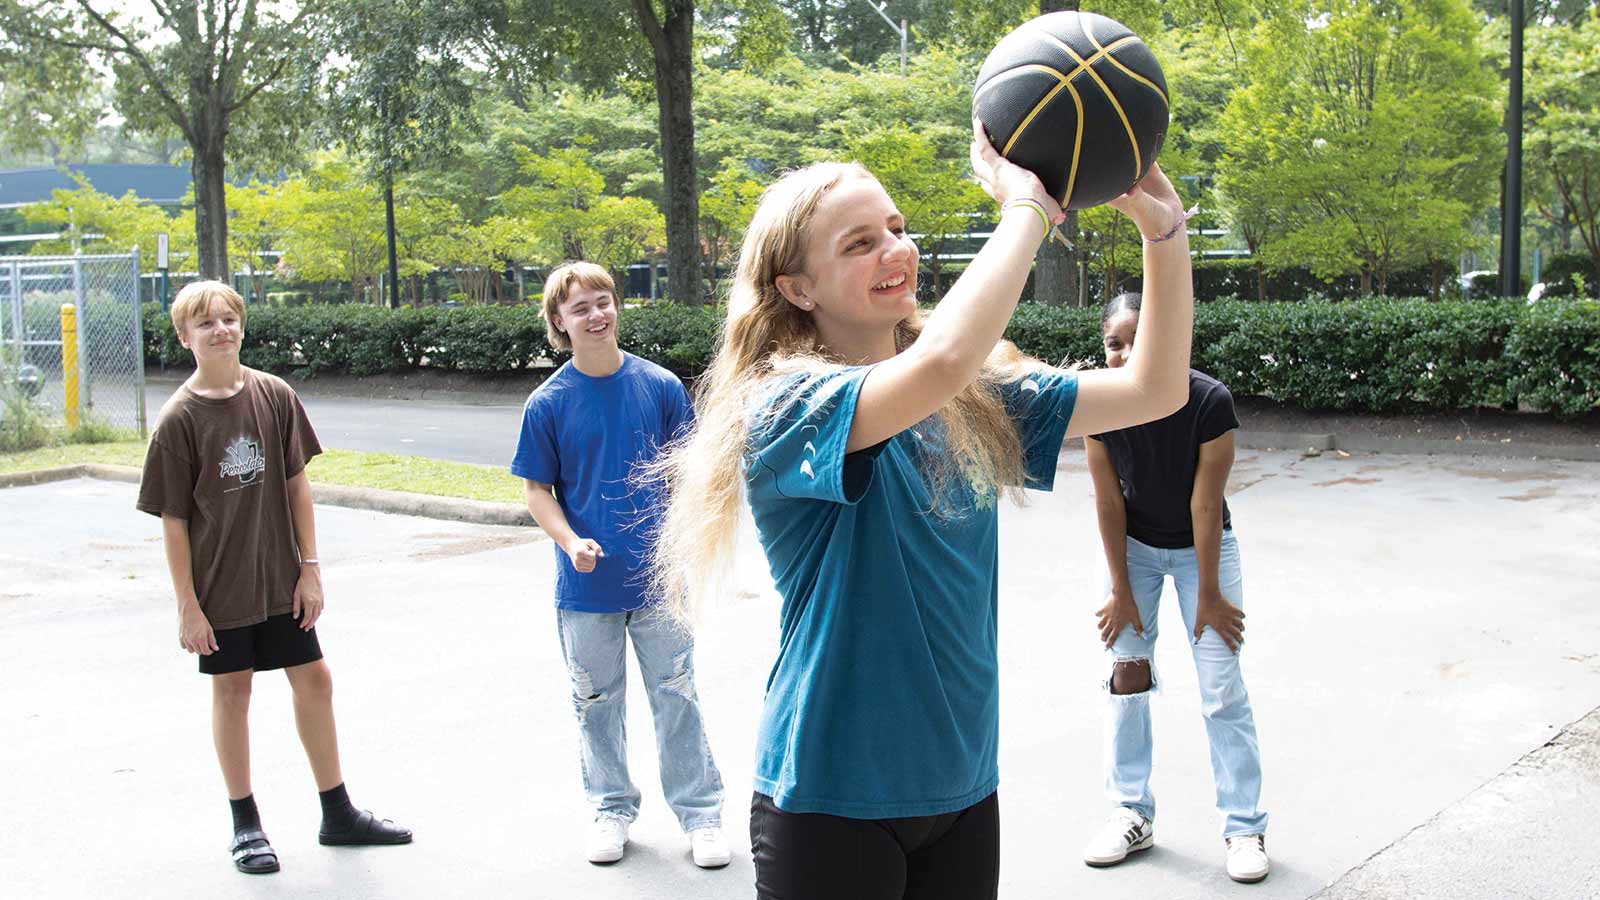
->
<box><xmin>60</xmin><ymin>303</ymin><xmax>79</xmax><ymax>429</ymax></box>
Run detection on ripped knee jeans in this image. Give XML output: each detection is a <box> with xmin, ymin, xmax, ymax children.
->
<box><xmin>556</xmin><ymin>607</ymin><xmax>725</xmax><ymax>831</ymax></box>
<box><xmin>1100</xmin><ymin>531</ymin><xmax>1268</xmax><ymax>838</ymax></box>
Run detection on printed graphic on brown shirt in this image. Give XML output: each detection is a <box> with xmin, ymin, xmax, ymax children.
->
<box><xmin>220</xmin><ymin>435</ymin><xmax>268</xmax><ymax>491</ymax></box>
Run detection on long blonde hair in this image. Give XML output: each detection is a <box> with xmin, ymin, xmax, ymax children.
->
<box><xmin>647</xmin><ymin>162</ymin><xmax>1046</xmax><ymax>623</ymax></box>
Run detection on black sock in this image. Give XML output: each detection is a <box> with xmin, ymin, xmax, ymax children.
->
<box><xmin>230</xmin><ymin>795</ymin><xmax>262</xmax><ymax>837</ymax></box>
<box><xmin>319</xmin><ymin>783</ymin><xmax>359</xmax><ymax>831</ymax></box>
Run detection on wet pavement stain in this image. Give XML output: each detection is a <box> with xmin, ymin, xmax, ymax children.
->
<box><xmin>1449</xmin><ymin>467</ymin><xmax>1570</xmax><ymax>483</ymax></box>
<box><xmin>1499</xmin><ymin>485</ymin><xmax>1559</xmax><ymax>502</ymax></box>
<box><xmin>1313</xmin><ymin>477</ymin><xmax>1384</xmax><ymax>488</ymax></box>
<box><xmin>409</xmin><ymin>533</ymin><xmax>539</xmax><ymax>561</ymax></box>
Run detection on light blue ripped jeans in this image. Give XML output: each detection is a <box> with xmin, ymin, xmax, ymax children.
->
<box><xmin>1101</xmin><ymin>531</ymin><xmax>1268</xmax><ymax>838</ymax></box>
<box><xmin>556</xmin><ymin>608</ymin><xmax>724</xmax><ymax>830</ymax></box>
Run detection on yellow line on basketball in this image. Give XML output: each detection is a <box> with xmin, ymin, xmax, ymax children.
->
<box><xmin>1062</xmin><ymin>80</ymin><xmax>1086</xmax><ymax>205</ymax></box>
<box><xmin>1084</xmin><ymin>29</ymin><xmax>1169</xmax><ymax>106</ymax></box>
<box><xmin>1033</xmin><ymin>31</ymin><xmax>1143</xmax><ymax>180</ymax></box>
<box><xmin>1002</xmin><ymin>79</ymin><xmax>1071</xmax><ymax>157</ymax></box>
<box><xmin>973</xmin><ymin>64</ymin><xmax>1072</xmax><ymax>106</ymax></box>
<box><xmin>1031</xmin><ymin>33</ymin><xmax>1140</xmax><ymax>86</ymax></box>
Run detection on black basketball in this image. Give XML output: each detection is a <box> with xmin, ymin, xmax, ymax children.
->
<box><xmin>973</xmin><ymin>11</ymin><xmax>1169</xmax><ymax>210</ymax></box>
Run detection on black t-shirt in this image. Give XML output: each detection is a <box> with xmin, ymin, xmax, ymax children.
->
<box><xmin>1089</xmin><ymin>370</ymin><xmax>1239</xmax><ymax>549</ymax></box>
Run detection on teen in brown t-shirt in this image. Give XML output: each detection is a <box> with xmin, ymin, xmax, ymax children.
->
<box><xmin>138</xmin><ymin>281</ymin><xmax>410</xmax><ymax>875</ymax></box>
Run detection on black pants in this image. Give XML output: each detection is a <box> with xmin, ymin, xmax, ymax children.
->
<box><xmin>750</xmin><ymin>791</ymin><xmax>1000</xmax><ymax>900</ymax></box>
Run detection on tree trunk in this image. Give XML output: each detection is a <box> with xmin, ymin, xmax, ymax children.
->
<box><xmin>384</xmin><ymin>173</ymin><xmax>400</xmax><ymax>310</ymax></box>
<box><xmin>1035</xmin><ymin>211</ymin><xmax>1078</xmax><ymax>306</ymax></box>
<box><xmin>1032</xmin><ymin>2</ymin><xmax>1081</xmax><ymax>306</ymax></box>
<box><xmin>191</xmin><ymin>132</ymin><xmax>229</xmax><ymax>279</ymax></box>
<box><xmin>1255</xmin><ymin>261</ymin><xmax>1266</xmax><ymax>301</ymax></box>
<box><xmin>634</xmin><ymin>0</ymin><xmax>704</xmax><ymax>305</ymax></box>
<box><xmin>1430</xmin><ymin>260</ymin><xmax>1442</xmax><ymax>302</ymax></box>
<box><xmin>1359</xmin><ymin>267</ymin><xmax>1372</xmax><ymax>297</ymax></box>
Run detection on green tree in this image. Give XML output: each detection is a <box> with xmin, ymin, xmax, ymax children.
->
<box><xmin>483</xmin><ymin>1</ymin><xmax>700</xmax><ymax>302</ymax></box>
<box><xmin>21</xmin><ymin>178</ymin><xmax>196</xmax><ymax>261</ymax></box>
<box><xmin>424</xmin><ymin>216</ymin><xmax>535</xmax><ymax>303</ymax></box>
<box><xmin>277</xmin><ymin>155</ymin><xmax>388</xmax><ymax>303</ymax></box>
<box><xmin>501</xmin><ymin>147</ymin><xmax>667</xmax><ymax>288</ymax></box>
<box><xmin>225</xmin><ymin>180</ymin><xmax>287</xmax><ymax>305</ymax></box>
<box><xmin>0</xmin><ymin>23</ymin><xmax>102</xmax><ymax>164</ymax></box>
<box><xmin>0</xmin><ymin>0</ymin><xmax>323</xmax><ymax>279</ymax></box>
<box><xmin>1220</xmin><ymin>0</ymin><xmax>1500</xmax><ymax>295</ymax></box>
<box><xmin>700</xmin><ymin>159</ymin><xmax>766</xmax><ymax>281</ymax></box>
<box><xmin>1522</xmin><ymin>12</ymin><xmax>1600</xmax><ymax>287</ymax></box>
<box><xmin>320</xmin><ymin>0</ymin><xmax>478</xmax><ymax>307</ymax></box>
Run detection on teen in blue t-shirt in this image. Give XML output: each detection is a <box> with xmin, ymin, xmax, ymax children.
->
<box><xmin>645</xmin><ymin>122</ymin><xmax>1202</xmax><ymax>900</ymax></box>
<box><xmin>510</xmin><ymin>262</ymin><xmax>729</xmax><ymax>870</ymax></box>
<box><xmin>1080</xmin><ymin>292</ymin><xmax>1270</xmax><ymax>884</ymax></box>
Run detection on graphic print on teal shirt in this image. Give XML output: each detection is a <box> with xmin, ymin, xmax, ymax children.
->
<box><xmin>745</xmin><ymin>363</ymin><xmax>1078</xmax><ymax>818</ymax></box>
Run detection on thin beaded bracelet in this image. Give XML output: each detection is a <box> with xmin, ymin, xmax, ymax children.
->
<box><xmin>1144</xmin><ymin>203</ymin><xmax>1201</xmax><ymax>244</ymax></box>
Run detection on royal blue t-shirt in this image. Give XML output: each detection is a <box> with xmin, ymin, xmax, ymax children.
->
<box><xmin>510</xmin><ymin>352</ymin><xmax>693</xmax><ymax>613</ymax></box>
<box><xmin>746</xmin><ymin>365</ymin><xmax>1078</xmax><ymax>818</ymax></box>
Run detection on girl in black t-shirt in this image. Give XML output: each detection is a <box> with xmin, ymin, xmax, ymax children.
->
<box><xmin>1079</xmin><ymin>293</ymin><xmax>1271</xmax><ymax>884</ymax></box>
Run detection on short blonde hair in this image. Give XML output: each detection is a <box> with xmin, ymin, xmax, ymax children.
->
<box><xmin>542</xmin><ymin>262</ymin><xmax>615</xmax><ymax>351</ymax></box>
<box><xmin>170</xmin><ymin>280</ymin><xmax>246</xmax><ymax>334</ymax></box>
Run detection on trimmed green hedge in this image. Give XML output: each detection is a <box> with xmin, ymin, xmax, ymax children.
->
<box><xmin>142</xmin><ymin>298</ymin><xmax>1600</xmax><ymax>418</ymax></box>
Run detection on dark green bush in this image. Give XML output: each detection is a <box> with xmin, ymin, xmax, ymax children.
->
<box><xmin>1540</xmin><ymin>252</ymin><xmax>1599</xmax><ymax>298</ymax></box>
<box><xmin>140</xmin><ymin>297</ymin><xmax>1600</xmax><ymax>418</ymax></box>
<box><xmin>1505</xmin><ymin>299</ymin><xmax>1600</xmax><ymax>418</ymax></box>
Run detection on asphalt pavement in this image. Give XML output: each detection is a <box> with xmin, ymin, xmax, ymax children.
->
<box><xmin>3</xmin><ymin>448</ymin><xmax>1598</xmax><ymax>899</ymax></box>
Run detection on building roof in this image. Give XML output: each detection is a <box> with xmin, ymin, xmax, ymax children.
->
<box><xmin>0</xmin><ymin>164</ymin><xmax>194</xmax><ymax>209</ymax></box>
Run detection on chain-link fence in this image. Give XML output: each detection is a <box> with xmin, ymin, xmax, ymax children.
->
<box><xmin>1</xmin><ymin>253</ymin><xmax>146</xmax><ymax>438</ymax></box>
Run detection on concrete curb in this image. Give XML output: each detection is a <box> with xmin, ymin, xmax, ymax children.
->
<box><xmin>0</xmin><ymin>464</ymin><xmax>536</xmax><ymax>529</ymax></box>
<box><xmin>1236</xmin><ymin>430</ymin><xmax>1600</xmax><ymax>461</ymax></box>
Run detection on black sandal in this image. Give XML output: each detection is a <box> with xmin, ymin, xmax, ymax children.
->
<box><xmin>230</xmin><ymin>829</ymin><xmax>280</xmax><ymax>874</ymax></box>
<box><xmin>318</xmin><ymin>809</ymin><xmax>413</xmax><ymax>846</ymax></box>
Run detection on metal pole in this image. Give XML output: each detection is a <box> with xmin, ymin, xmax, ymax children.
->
<box><xmin>900</xmin><ymin>19</ymin><xmax>908</xmax><ymax>76</ymax></box>
<box><xmin>8</xmin><ymin>261</ymin><xmax>22</xmax><ymax>357</ymax></box>
<box><xmin>1501</xmin><ymin>0</ymin><xmax>1524</xmax><ymax>298</ymax></box>
<box><xmin>862</xmin><ymin>2</ymin><xmax>908</xmax><ymax>75</ymax></box>
<box><xmin>72</xmin><ymin>254</ymin><xmax>90</xmax><ymax>418</ymax></box>
<box><xmin>132</xmin><ymin>251</ymin><xmax>146</xmax><ymax>437</ymax></box>
<box><xmin>384</xmin><ymin>173</ymin><xmax>401</xmax><ymax>309</ymax></box>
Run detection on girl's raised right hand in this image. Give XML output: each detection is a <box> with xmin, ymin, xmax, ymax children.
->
<box><xmin>970</xmin><ymin>119</ymin><xmax>1064</xmax><ymax>223</ymax></box>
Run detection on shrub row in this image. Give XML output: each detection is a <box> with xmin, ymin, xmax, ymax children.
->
<box><xmin>142</xmin><ymin>297</ymin><xmax>1600</xmax><ymax>418</ymax></box>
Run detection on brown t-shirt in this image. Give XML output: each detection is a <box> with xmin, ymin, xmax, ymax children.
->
<box><xmin>137</xmin><ymin>368</ymin><xmax>322</xmax><ymax>630</ymax></box>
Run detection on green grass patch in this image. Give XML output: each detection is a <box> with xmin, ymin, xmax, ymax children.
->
<box><xmin>0</xmin><ymin>441</ymin><xmax>525</xmax><ymax>505</ymax></box>
<box><xmin>0</xmin><ymin>440</ymin><xmax>146</xmax><ymax>472</ymax></box>
<box><xmin>306</xmin><ymin>449</ymin><xmax>524</xmax><ymax>504</ymax></box>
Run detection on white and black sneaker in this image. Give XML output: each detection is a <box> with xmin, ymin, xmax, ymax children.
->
<box><xmin>1226</xmin><ymin>834</ymin><xmax>1270</xmax><ymax>883</ymax></box>
<box><xmin>1083</xmin><ymin>807</ymin><xmax>1154</xmax><ymax>867</ymax></box>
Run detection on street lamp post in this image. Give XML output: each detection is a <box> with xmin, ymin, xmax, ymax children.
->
<box><xmin>861</xmin><ymin>1</ymin><xmax>908</xmax><ymax>75</ymax></box>
<box><xmin>1501</xmin><ymin>0</ymin><xmax>1524</xmax><ymax>298</ymax></box>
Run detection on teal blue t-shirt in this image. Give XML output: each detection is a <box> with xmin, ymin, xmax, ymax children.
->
<box><xmin>746</xmin><ymin>364</ymin><xmax>1078</xmax><ymax>818</ymax></box>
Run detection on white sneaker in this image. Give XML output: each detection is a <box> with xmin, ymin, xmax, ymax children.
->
<box><xmin>1083</xmin><ymin>807</ymin><xmax>1154</xmax><ymax>867</ymax></box>
<box><xmin>586</xmin><ymin>816</ymin><xmax>629</xmax><ymax>864</ymax></box>
<box><xmin>1226</xmin><ymin>834</ymin><xmax>1270</xmax><ymax>884</ymax></box>
<box><xmin>690</xmin><ymin>825</ymin><xmax>731</xmax><ymax>868</ymax></box>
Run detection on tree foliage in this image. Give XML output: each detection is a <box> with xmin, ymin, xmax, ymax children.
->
<box><xmin>1218</xmin><ymin>0</ymin><xmax>1500</xmax><ymax>296</ymax></box>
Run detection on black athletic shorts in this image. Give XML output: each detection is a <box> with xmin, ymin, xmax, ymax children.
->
<box><xmin>199</xmin><ymin>612</ymin><xmax>323</xmax><ymax>675</ymax></box>
<box><xmin>750</xmin><ymin>791</ymin><xmax>1000</xmax><ymax>900</ymax></box>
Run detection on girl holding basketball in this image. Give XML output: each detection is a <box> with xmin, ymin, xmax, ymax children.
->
<box><xmin>648</xmin><ymin>122</ymin><xmax>1194</xmax><ymax>899</ymax></box>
